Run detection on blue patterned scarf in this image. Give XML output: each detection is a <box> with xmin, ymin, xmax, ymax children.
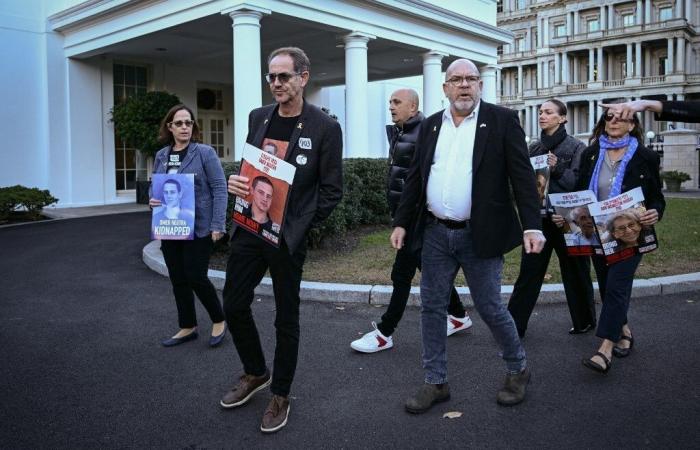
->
<box><xmin>588</xmin><ymin>134</ymin><xmax>638</xmax><ymax>199</ymax></box>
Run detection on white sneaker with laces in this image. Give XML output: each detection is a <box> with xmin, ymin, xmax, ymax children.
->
<box><xmin>350</xmin><ymin>321</ymin><xmax>393</xmax><ymax>353</ymax></box>
<box><xmin>447</xmin><ymin>315</ymin><xmax>473</xmax><ymax>336</ymax></box>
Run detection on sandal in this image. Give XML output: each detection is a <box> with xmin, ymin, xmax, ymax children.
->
<box><xmin>612</xmin><ymin>335</ymin><xmax>634</xmax><ymax>358</ymax></box>
<box><xmin>582</xmin><ymin>351</ymin><xmax>611</xmax><ymax>374</ymax></box>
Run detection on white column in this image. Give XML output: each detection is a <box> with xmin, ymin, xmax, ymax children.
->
<box><xmin>543</xmin><ymin>17</ymin><xmax>549</xmax><ymax>46</ymax></box>
<box><xmin>422</xmin><ymin>50</ymin><xmax>447</xmax><ymax>116</ymax></box>
<box><xmin>525</xmin><ymin>106</ymin><xmax>531</xmax><ymax>139</ymax></box>
<box><xmin>600</xmin><ymin>5</ymin><xmax>607</xmax><ymax>30</ymax></box>
<box><xmin>344</xmin><ymin>32</ymin><xmax>374</xmax><ymax>158</ymax></box>
<box><xmin>588</xmin><ymin>100</ymin><xmax>595</xmax><ymax>133</ymax></box>
<box><xmin>562</xmin><ymin>51</ymin><xmax>569</xmax><ymax>84</ymax></box>
<box><xmin>598</xmin><ymin>47</ymin><xmax>605</xmax><ymax>80</ymax></box>
<box><xmin>574</xmin><ymin>11</ymin><xmax>579</xmax><ymax>34</ymax></box>
<box><xmin>554</xmin><ymin>53</ymin><xmax>560</xmax><ymax>84</ymax></box>
<box><xmin>634</xmin><ymin>42</ymin><xmax>642</xmax><ymax>77</ymax></box>
<box><xmin>645</xmin><ymin>0</ymin><xmax>651</xmax><ymax>23</ymax></box>
<box><xmin>544</xmin><ymin>60</ymin><xmax>550</xmax><ymax>87</ymax></box>
<box><xmin>668</xmin><ymin>37</ymin><xmax>675</xmax><ymax>73</ymax></box>
<box><xmin>677</xmin><ymin>37</ymin><xmax>686</xmax><ymax>72</ymax></box>
<box><xmin>537</xmin><ymin>18</ymin><xmax>543</xmax><ymax>47</ymax></box>
<box><xmin>644</xmin><ymin>47</ymin><xmax>651</xmax><ymax>76</ymax></box>
<box><xmin>626</xmin><ymin>43</ymin><xmax>633</xmax><ymax>78</ymax></box>
<box><xmin>482</xmin><ymin>65</ymin><xmax>497</xmax><ymax>103</ymax></box>
<box><xmin>229</xmin><ymin>8</ymin><xmax>266</xmax><ymax>160</ymax></box>
<box><xmin>608</xmin><ymin>5</ymin><xmax>615</xmax><ymax>29</ymax></box>
<box><xmin>566</xmin><ymin>12</ymin><xmax>572</xmax><ymax>35</ymax></box>
<box><xmin>589</xmin><ymin>48</ymin><xmax>595</xmax><ymax>81</ymax></box>
<box><xmin>637</xmin><ymin>0</ymin><xmax>643</xmax><ymax>24</ymax></box>
<box><xmin>676</xmin><ymin>0</ymin><xmax>683</xmax><ymax>18</ymax></box>
<box><xmin>496</xmin><ymin>68</ymin><xmax>502</xmax><ymax>97</ymax></box>
<box><xmin>686</xmin><ymin>0</ymin><xmax>693</xmax><ymax>23</ymax></box>
<box><xmin>572</xmin><ymin>104</ymin><xmax>578</xmax><ymax>134</ymax></box>
<box><xmin>573</xmin><ymin>56</ymin><xmax>580</xmax><ymax>83</ymax></box>
<box><xmin>531</xmin><ymin>105</ymin><xmax>538</xmax><ymax>136</ymax></box>
<box><xmin>537</xmin><ymin>61</ymin><xmax>543</xmax><ymax>88</ymax></box>
<box><xmin>517</xmin><ymin>65</ymin><xmax>523</xmax><ymax>94</ymax></box>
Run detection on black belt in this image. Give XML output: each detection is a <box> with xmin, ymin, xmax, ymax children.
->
<box><xmin>427</xmin><ymin>211</ymin><xmax>468</xmax><ymax>229</ymax></box>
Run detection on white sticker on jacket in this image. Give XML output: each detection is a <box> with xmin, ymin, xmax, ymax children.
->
<box><xmin>296</xmin><ymin>154</ymin><xmax>308</xmax><ymax>166</ymax></box>
<box><xmin>298</xmin><ymin>138</ymin><xmax>312</xmax><ymax>150</ymax></box>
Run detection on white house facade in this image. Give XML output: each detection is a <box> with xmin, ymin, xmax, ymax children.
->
<box><xmin>0</xmin><ymin>0</ymin><xmax>508</xmax><ymax>207</ymax></box>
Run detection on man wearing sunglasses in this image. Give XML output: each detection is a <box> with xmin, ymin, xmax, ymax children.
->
<box><xmin>221</xmin><ymin>47</ymin><xmax>343</xmax><ymax>434</ymax></box>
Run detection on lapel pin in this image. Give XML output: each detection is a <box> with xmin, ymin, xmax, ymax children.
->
<box><xmin>479</xmin><ymin>123</ymin><xmax>486</xmax><ymax>128</ymax></box>
<box><xmin>432</xmin><ymin>126</ymin><xmax>437</xmax><ymax>132</ymax></box>
<box><xmin>297</xmin><ymin>122</ymin><xmax>304</xmax><ymax>129</ymax></box>
<box><xmin>264</xmin><ymin>119</ymin><xmax>268</xmax><ymax>124</ymax></box>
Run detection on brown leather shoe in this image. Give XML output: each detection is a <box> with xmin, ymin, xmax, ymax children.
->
<box><xmin>496</xmin><ymin>367</ymin><xmax>531</xmax><ymax>406</ymax></box>
<box><xmin>404</xmin><ymin>383</ymin><xmax>450</xmax><ymax>414</ymax></box>
<box><xmin>260</xmin><ymin>395</ymin><xmax>290</xmax><ymax>433</ymax></box>
<box><xmin>220</xmin><ymin>370</ymin><xmax>271</xmax><ymax>408</ymax></box>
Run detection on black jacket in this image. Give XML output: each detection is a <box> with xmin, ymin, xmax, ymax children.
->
<box><xmin>240</xmin><ymin>101</ymin><xmax>343</xmax><ymax>254</ymax></box>
<box><xmin>657</xmin><ymin>100</ymin><xmax>700</xmax><ymax>123</ymax></box>
<box><xmin>386</xmin><ymin>112</ymin><xmax>424</xmax><ymax>216</ymax></box>
<box><xmin>577</xmin><ymin>142</ymin><xmax>665</xmax><ymax>220</ymax></box>
<box><xmin>393</xmin><ymin>101</ymin><xmax>541</xmax><ymax>258</ymax></box>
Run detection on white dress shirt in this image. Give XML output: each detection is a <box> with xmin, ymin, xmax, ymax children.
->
<box><xmin>426</xmin><ymin>102</ymin><xmax>480</xmax><ymax>221</ymax></box>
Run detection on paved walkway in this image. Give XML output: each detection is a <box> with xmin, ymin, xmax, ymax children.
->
<box><xmin>1</xmin><ymin>211</ymin><xmax>699</xmax><ymax>448</ymax></box>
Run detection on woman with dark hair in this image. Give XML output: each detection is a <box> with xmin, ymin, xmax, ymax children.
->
<box><xmin>149</xmin><ymin>104</ymin><xmax>228</xmax><ymax>347</ymax></box>
<box><xmin>507</xmin><ymin>99</ymin><xmax>596</xmax><ymax>337</ymax></box>
<box><xmin>575</xmin><ymin>102</ymin><xmax>665</xmax><ymax>373</ymax></box>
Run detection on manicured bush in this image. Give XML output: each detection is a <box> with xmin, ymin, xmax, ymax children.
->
<box><xmin>0</xmin><ymin>185</ymin><xmax>59</xmax><ymax>220</ymax></box>
<box><xmin>219</xmin><ymin>158</ymin><xmax>390</xmax><ymax>248</ymax></box>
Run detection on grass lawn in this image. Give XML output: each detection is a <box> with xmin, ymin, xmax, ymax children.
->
<box><xmin>303</xmin><ymin>197</ymin><xmax>700</xmax><ymax>285</ymax></box>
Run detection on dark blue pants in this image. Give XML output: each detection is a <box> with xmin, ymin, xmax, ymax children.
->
<box><xmin>592</xmin><ymin>253</ymin><xmax>642</xmax><ymax>342</ymax></box>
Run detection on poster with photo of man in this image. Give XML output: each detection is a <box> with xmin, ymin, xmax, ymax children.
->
<box><xmin>587</xmin><ymin>187</ymin><xmax>658</xmax><ymax>265</ymax></box>
<box><xmin>549</xmin><ymin>190</ymin><xmax>599</xmax><ymax>256</ymax></box>
<box><xmin>530</xmin><ymin>154</ymin><xmax>550</xmax><ymax>216</ymax></box>
<box><xmin>232</xmin><ymin>143</ymin><xmax>296</xmax><ymax>247</ymax></box>
<box><xmin>151</xmin><ymin>173</ymin><xmax>195</xmax><ymax>240</ymax></box>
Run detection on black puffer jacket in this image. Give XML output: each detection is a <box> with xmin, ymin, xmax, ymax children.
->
<box><xmin>386</xmin><ymin>112</ymin><xmax>424</xmax><ymax>216</ymax></box>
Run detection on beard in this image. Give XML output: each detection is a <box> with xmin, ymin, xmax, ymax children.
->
<box><xmin>452</xmin><ymin>97</ymin><xmax>476</xmax><ymax>115</ymax></box>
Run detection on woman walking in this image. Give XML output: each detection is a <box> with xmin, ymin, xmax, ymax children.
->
<box><xmin>149</xmin><ymin>104</ymin><xmax>228</xmax><ymax>347</ymax></box>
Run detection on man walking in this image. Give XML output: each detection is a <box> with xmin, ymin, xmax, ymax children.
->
<box><xmin>391</xmin><ymin>59</ymin><xmax>545</xmax><ymax>412</ymax></box>
<box><xmin>221</xmin><ymin>47</ymin><xmax>343</xmax><ymax>433</ymax></box>
<box><xmin>351</xmin><ymin>88</ymin><xmax>472</xmax><ymax>353</ymax></box>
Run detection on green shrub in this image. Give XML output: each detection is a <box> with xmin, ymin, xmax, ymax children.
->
<box><xmin>110</xmin><ymin>91</ymin><xmax>181</xmax><ymax>159</ymax></box>
<box><xmin>218</xmin><ymin>158</ymin><xmax>389</xmax><ymax>249</ymax></box>
<box><xmin>660</xmin><ymin>170</ymin><xmax>691</xmax><ymax>182</ymax></box>
<box><xmin>0</xmin><ymin>185</ymin><xmax>58</xmax><ymax>220</ymax></box>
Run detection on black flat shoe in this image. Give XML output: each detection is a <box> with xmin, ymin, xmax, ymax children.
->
<box><xmin>209</xmin><ymin>328</ymin><xmax>226</xmax><ymax>348</ymax></box>
<box><xmin>569</xmin><ymin>324</ymin><xmax>594</xmax><ymax>335</ymax></box>
<box><xmin>582</xmin><ymin>351</ymin><xmax>611</xmax><ymax>374</ymax></box>
<box><xmin>612</xmin><ymin>335</ymin><xmax>634</xmax><ymax>358</ymax></box>
<box><xmin>161</xmin><ymin>331</ymin><xmax>199</xmax><ymax>347</ymax></box>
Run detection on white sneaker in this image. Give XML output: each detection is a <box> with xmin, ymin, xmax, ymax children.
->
<box><xmin>350</xmin><ymin>322</ymin><xmax>393</xmax><ymax>353</ymax></box>
<box><xmin>447</xmin><ymin>315</ymin><xmax>473</xmax><ymax>336</ymax></box>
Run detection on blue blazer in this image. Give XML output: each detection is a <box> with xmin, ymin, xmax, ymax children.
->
<box><xmin>151</xmin><ymin>143</ymin><xmax>228</xmax><ymax>238</ymax></box>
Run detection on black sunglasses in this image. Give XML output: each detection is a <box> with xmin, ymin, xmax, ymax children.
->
<box><xmin>603</xmin><ymin>112</ymin><xmax>632</xmax><ymax>123</ymax></box>
<box><xmin>264</xmin><ymin>72</ymin><xmax>300</xmax><ymax>83</ymax></box>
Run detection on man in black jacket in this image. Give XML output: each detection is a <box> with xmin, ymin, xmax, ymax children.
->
<box><xmin>221</xmin><ymin>47</ymin><xmax>343</xmax><ymax>433</ymax></box>
<box><xmin>351</xmin><ymin>89</ymin><xmax>472</xmax><ymax>353</ymax></box>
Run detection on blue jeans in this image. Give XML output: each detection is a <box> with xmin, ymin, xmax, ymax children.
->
<box><xmin>420</xmin><ymin>221</ymin><xmax>526</xmax><ymax>384</ymax></box>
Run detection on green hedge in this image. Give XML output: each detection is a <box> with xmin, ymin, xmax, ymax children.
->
<box><xmin>222</xmin><ymin>158</ymin><xmax>389</xmax><ymax>248</ymax></box>
<box><xmin>0</xmin><ymin>185</ymin><xmax>59</xmax><ymax>220</ymax></box>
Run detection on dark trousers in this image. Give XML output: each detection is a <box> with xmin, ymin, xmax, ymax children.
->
<box><xmin>592</xmin><ymin>253</ymin><xmax>642</xmax><ymax>342</ymax></box>
<box><xmin>378</xmin><ymin>243</ymin><xmax>465</xmax><ymax>337</ymax></box>
<box><xmin>507</xmin><ymin>218</ymin><xmax>596</xmax><ymax>336</ymax></box>
<box><xmin>160</xmin><ymin>236</ymin><xmax>225</xmax><ymax>329</ymax></box>
<box><xmin>222</xmin><ymin>230</ymin><xmax>305</xmax><ymax>397</ymax></box>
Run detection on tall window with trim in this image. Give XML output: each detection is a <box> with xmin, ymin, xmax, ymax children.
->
<box><xmin>659</xmin><ymin>6</ymin><xmax>673</xmax><ymax>21</ymax></box>
<box><xmin>113</xmin><ymin>64</ymin><xmax>148</xmax><ymax>191</ymax></box>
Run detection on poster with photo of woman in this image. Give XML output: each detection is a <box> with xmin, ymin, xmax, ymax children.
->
<box><xmin>587</xmin><ymin>187</ymin><xmax>658</xmax><ymax>265</ymax></box>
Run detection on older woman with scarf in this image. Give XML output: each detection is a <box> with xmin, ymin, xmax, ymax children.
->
<box><xmin>574</xmin><ymin>105</ymin><xmax>664</xmax><ymax>374</ymax></box>
<box><xmin>507</xmin><ymin>99</ymin><xmax>596</xmax><ymax>338</ymax></box>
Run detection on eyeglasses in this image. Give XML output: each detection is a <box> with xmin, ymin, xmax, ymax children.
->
<box><xmin>445</xmin><ymin>76</ymin><xmax>480</xmax><ymax>86</ymax></box>
<box><xmin>265</xmin><ymin>72</ymin><xmax>300</xmax><ymax>83</ymax></box>
<box><xmin>604</xmin><ymin>113</ymin><xmax>631</xmax><ymax>123</ymax></box>
<box><xmin>169</xmin><ymin>120</ymin><xmax>194</xmax><ymax>128</ymax></box>
<box><xmin>613</xmin><ymin>222</ymin><xmax>640</xmax><ymax>233</ymax></box>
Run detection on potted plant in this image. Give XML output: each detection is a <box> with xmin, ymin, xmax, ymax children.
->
<box><xmin>110</xmin><ymin>91</ymin><xmax>181</xmax><ymax>203</ymax></box>
<box><xmin>660</xmin><ymin>170</ymin><xmax>691</xmax><ymax>192</ymax></box>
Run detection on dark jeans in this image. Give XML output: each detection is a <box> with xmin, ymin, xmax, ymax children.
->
<box><xmin>421</xmin><ymin>222</ymin><xmax>525</xmax><ymax>382</ymax></box>
<box><xmin>222</xmin><ymin>230</ymin><xmax>306</xmax><ymax>397</ymax></box>
<box><xmin>507</xmin><ymin>219</ymin><xmax>596</xmax><ymax>336</ymax></box>
<box><xmin>592</xmin><ymin>253</ymin><xmax>642</xmax><ymax>342</ymax></box>
<box><xmin>160</xmin><ymin>236</ymin><xmax>225</xmax><ymax>329</ymax></box>
<box><xmin>378</xmin><ymin>242</ymin><xmax>465</xmax><ymax>337</ymax></box>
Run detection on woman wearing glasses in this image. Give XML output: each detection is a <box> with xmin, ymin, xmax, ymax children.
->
<box><xmin>574</xmin><ymin>102</ymin><xmax>664</xmax><ymax>373</ymax></box>
<box><xmin>149</xmin><ymin>104</ymin><xmax>228</xmax><ymax>348</ymax></box>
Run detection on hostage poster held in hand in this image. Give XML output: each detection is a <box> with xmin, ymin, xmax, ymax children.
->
<box><xmin>530</xmin><ymin>155</ymin><xmax>550</xmax><ymax>216</ymax></box>
<box><xmin>233</xmin><ymin>143</ymin><xmax>296</xmax><ymax>247</ymax></box>
<box><xmin>549</xmin><ymin>190</ymin><xmax>599</xmax><ymax>256</ymax></box>
<box><xmin>151</xmin><ymin>173</ymin><xmax>195</xmax><ymax>240</ymax></box>
<box><xmin>587</xmin><ymin>187</ymin><xmax>658</xmax><ymax>265</ymax></box>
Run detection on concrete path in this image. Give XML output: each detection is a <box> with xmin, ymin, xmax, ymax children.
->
<box><xmin>1</xmin><ymin>212</ymin><xmax>699</xmax><ymax>449</ymax></box>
